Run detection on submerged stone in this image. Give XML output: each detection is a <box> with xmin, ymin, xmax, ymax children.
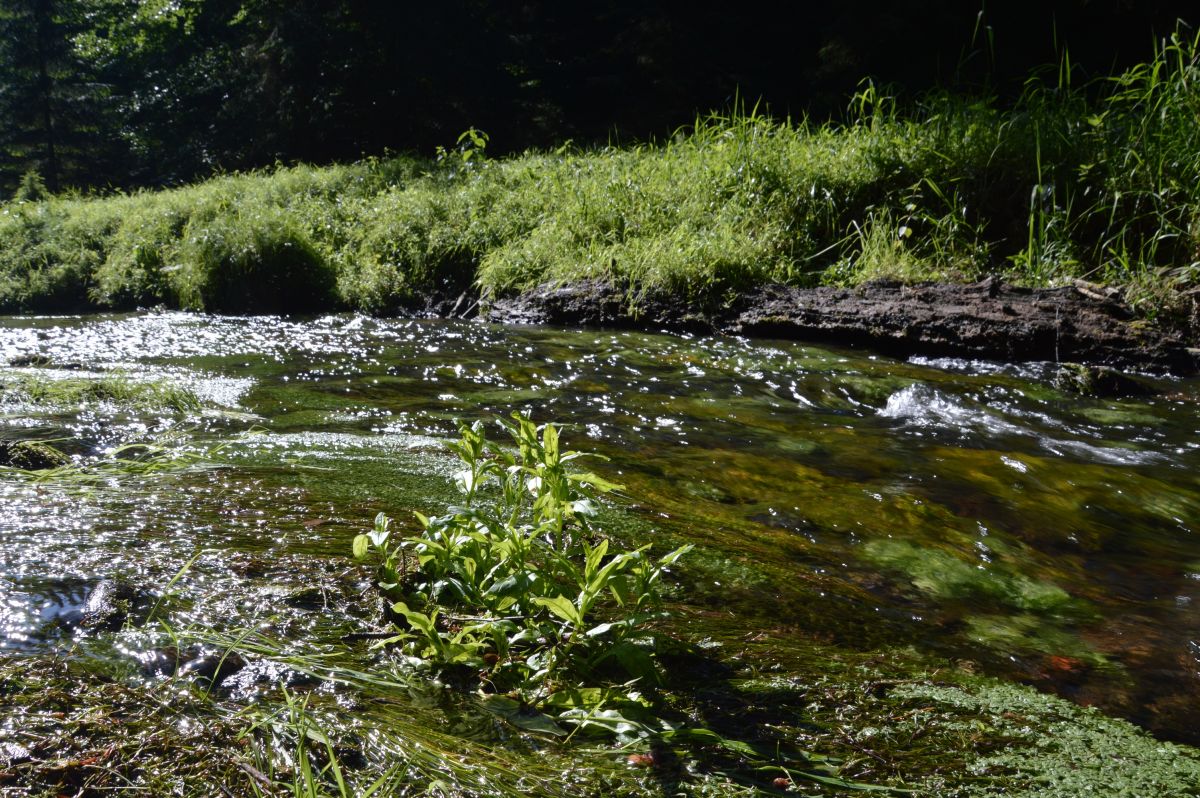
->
<box><xmin>54</xmin><ymin>579</ymin><xmax>150</xmax><ymax>632</ymax></box>
<box><xmin>1053</xmin><ymin>362</ymin><xmax>1158</xmax><ymax>397</ymax></box>
<box><xmin>0</xmin><ymin>440</ymin><xmax>69</xmax><ymax>470</ymax></box>
<box><xmin>177</xmin><ymin>650</ymin><xmax>247</xmax><ymax>685</ymax></box>
<box><xmin>7</xmin><ymin>353</ymin><xmax>52</xmax><ymax>367</ymax></box>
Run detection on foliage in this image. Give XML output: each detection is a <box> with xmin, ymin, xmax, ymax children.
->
<box><xmin>0</xmin><ymin>0</ymin><xmax>113</xmax><ymax>192</ymax></box>
<box><xmin>355</xmin><ymin>414</ymin><xmax>691</xmax><ymax>735</ymax></box>
<box><xmin>2</xmin><ymin>3</ymin><xmax>1192</xmax><ymax>196</ymax></box>
<box><xmin>2</xmin><ymin>29</ymin><xmax>1200</xmax><ymax>315</ymax></box>
<box><xmin>0</xmin><ymin>368</ymin><xmax>203</xmax><ymax>413</ymax></box>
<box><xmin>12</xmin><ymin>169</ymin><xmax>49</xmax><ymax>202</ymax></box>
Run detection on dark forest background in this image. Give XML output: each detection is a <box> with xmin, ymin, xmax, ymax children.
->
<box><xmin>0</xmin><ymin>0</ymin><xmax>1195</xmax><ymax>195</ymax></box>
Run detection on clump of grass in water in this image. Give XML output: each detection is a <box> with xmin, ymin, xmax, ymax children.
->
<box><xmin>0</xmin><ymin>434</ymin><xmax>219</xmax><ymax>487</ymax></box>
<box><xmin>0</xmin><ymin>368</ymin><xmax>203</xmax><ymax>413</ymax></box>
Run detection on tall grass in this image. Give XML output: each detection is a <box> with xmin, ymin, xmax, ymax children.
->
<box><xmin>1</xmin><ymin>30</ymin><xmax>1198</xmax><ymax>316</ymax></box>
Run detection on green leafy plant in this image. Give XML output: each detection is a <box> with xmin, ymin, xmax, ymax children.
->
<box><xmin>354</xmin><ymin>414</ymin><xmax>690</xmax><ymax>733</ymax></box>
<box><xmin>436</xmin><ymin>127</ymin><xmax>490</xmax><ymax>168</ymax></box>
<box><xmin>12</xmin><ymin>169</ymin><xmax>50</xmax><ymax>202</ymax></box>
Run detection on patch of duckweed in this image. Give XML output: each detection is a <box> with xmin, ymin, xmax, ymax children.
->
<box><xmin>891</xmin><ymin>680</ymin><xmax>1200</xmax><ymax>797</ymax></box>
<box><xmin>725</xmin><ymin>641</ymin><xmax>1197</xmax><ymax>798</ymax></box>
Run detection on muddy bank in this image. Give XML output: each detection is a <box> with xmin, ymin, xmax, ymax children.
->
<box><xmin>486</xmin><ymin>278</ymin><xmax>1200</xmax><ymax>375</ymax></box>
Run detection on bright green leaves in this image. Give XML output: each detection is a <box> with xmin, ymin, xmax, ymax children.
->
<box><xmin>531</xmin><ymin>594</ymin><xmax>583</xmax><ymax>627</ymax></box>
<box><xmin>351</xmin><ymin>413</ymin><xmax>688</xmax><ymax>737</ymax></box>
<box><xmin>541</xmin><ymin>421</ymin><xmax>559</xmax><ymax>467</ymax></box>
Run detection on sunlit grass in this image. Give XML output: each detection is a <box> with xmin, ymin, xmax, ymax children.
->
<box><xmin>0</xmin><ymin>30</ymin><xmax>1197</xmax><ymax>317</ymax></box>
<box><xmin>1</xmin><ymin>369</ymin><xmax>203</xmax><ymax>413</ymax></box>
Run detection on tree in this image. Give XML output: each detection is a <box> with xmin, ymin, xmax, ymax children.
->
<box><xmin>0</xmin><ymin>0</ymin><xmax>122</xmax><ymax>193</ymax></box>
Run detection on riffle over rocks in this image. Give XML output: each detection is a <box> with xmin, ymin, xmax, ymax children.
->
<box><xmin>486</xmin><ymin>278</ymin><xmax>1200</xmax><ymax>375</ymax></box>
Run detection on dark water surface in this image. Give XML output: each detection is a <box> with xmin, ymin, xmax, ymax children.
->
<box><xmin>2</xmin><ymin>312</ymin><xmax>1198</xmax><ymax>743</ymax></box>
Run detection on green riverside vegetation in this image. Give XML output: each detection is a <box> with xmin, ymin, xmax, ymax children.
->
<box><xmin>351</xmin><ymin>416</ymin><xmax>877</xmax><ymax>791</ymax></box>
<box><xmin>1</xmin><ymin>31</ymin><xmax>1198</xmax><ymax>321</ymax></box>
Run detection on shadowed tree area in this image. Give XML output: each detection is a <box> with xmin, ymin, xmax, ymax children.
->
<box><xmin>0</xmin><ymin>0</ymin><xmax>1195</xmax><ymax>194</ymax></box>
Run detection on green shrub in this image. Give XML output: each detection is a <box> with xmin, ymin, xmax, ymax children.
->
<box><xmin>173</xmin><ymin>206</ymin><xmax>336</xmax><ymax>313</ymax></box>
<box><xmin>12</xmin><ymin>170</ymin><xmax>49</xmax><ymax>202</ymax></box>
<box><xmin>354</xmin><ymin>415</ymin><xmax>690</xmax><ymax>735</ymax></box>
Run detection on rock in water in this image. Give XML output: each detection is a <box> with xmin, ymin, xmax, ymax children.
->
<box><xmin>75</xmin><ymin>579</ymin><xmax>144</xmax><ymax>631</ymax></box>
<box><xmin>0</xmin><ymin>440</ymin><xmax>69</xmax><ymax>470</ymax></box>
<box><xmin>1053</xmin><ymin>363</ymin><xmax>1158</xmax><ymax>397</ymax></box>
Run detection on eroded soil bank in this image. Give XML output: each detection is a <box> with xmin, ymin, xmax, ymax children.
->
<box><xmin>487</xmin><ymin>278</ymin><xmax>1200</xmax><ymax>376</ymax></box>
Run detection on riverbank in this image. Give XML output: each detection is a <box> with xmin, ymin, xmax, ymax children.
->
<box><xmin>487</xmin><ymin>277</ymin><xmax>1200</xmax><ymax>375</ymax></box>
<box><xmin>2</xmin><ymin>34</ymin><xmax>1198</xmax><ymax>370</ymax></box>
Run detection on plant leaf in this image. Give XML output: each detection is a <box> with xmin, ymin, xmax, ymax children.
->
<box><xmin>533</xmin><ymin>594</ymin><xmax>582</xmax><ymax>626</ymax></box>
<box><xmin>567</xmin><ymin>472</ymin><xmax>623</xmax><ymax>492</ymax></box>
<box><xmin>479</xmin><ymin>694</ymin><xmax>567</xmax><ymax>736</ymax></box>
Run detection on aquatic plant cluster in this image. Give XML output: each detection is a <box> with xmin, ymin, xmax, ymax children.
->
<box><xmin>352</xmin><ymin>416</ymin><xmax>875</xmax><ymax>789</ymax></box>
<box><xmin>1</xmin><ymin>32</ymin><xmax>1199</xmax><ymax>320</ymax></box>
<box><xmin>354</xmin><ymin>417</ymin><xmax>710</xmax><ymax>735</ymax></box>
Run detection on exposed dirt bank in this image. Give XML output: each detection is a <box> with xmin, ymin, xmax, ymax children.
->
<box><xmin>486</xmin><ymin>278</ymin><xmax>1200</xmax><ymax>375</ymax></box>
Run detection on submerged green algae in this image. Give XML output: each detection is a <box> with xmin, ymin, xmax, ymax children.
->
<box><xmin>2</xmin><ymin>312</ymin><xmax>1200</xmax><ymax>793</ymax></box>
<box><xmin>893</xmin><ymin>680</ymin><xmax>1200</xmax><ymax>797</ymax></box>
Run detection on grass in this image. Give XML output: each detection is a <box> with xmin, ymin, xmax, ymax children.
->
<box><xmin>1</xmin><ymin>32</ymin><xmax>1198</xmax><ymax>321</ymax></box>
<box><xmin>0</xmin><ymin>369</ymin><xmax>203</xmax><ymax>413</ymax></box>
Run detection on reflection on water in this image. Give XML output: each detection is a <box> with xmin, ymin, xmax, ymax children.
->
<box><xmin>2</xmin><ymin>311</ymin><xmax>1199</xmax><ymax>742</ymax></box>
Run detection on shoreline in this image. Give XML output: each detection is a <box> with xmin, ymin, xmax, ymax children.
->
<box><xmin>484</xmin><ymin>277</ymin><xmax>1200</xmax><ymax>376</ymax></box>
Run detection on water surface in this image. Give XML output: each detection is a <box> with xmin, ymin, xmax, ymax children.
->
<box><xmin>2</xmin><ymin>312</ymin><xmax>1198</xmax><ymax>742</ymax></box>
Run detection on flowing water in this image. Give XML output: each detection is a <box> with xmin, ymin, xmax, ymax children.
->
<box><xmin>2</xmin><ymin>311</ymin><xmax>1199</xmax><ymax>747</ymax></box>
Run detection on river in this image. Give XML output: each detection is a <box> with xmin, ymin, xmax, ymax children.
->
<box><xmin>2</xmin><ymin>311</ymin><xmax>1199</xmax><ymax>792</ymax></box>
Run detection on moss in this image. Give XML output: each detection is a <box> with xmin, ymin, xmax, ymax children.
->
<box><xmin>862</xmin><ymin>539</ymin><xmax>1080</xmax><ymax>614</ymax></box>
<box><xmin>961</xmin><ymin>613</ymin><xmax>1107</xmax><ymax>666</ymax></box>
<box><xmin>1078</xmin><ymin>405</ymin><xmax>1164</xmax><ymax>426</ymax></box>
<box><xmin>0</xmin><ymin>440</ymin><xmax>69</xmax><ymax>470</ymax></box>
<box><xmin>893</xmin><ymin>680</ymin><xmax>1200</xmax><ymax>797</ymax></box>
